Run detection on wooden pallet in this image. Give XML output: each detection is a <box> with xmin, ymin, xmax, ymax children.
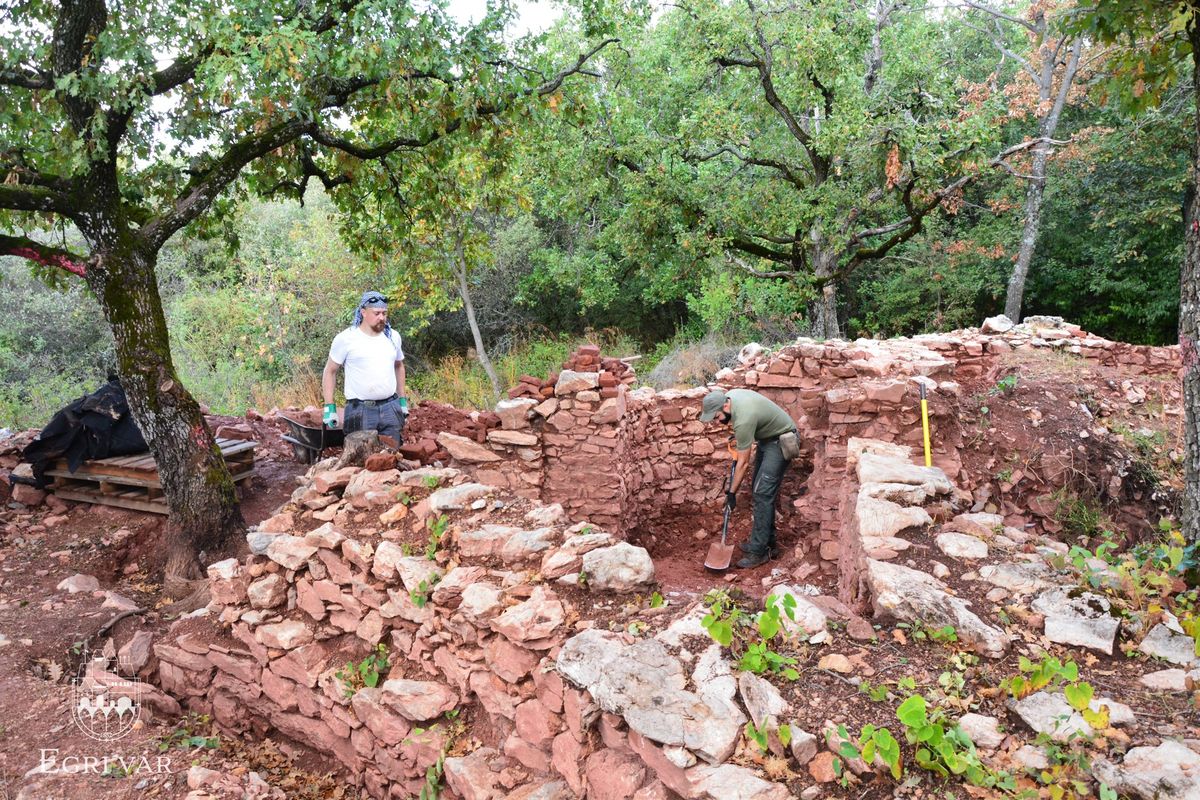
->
<box><xmin>45</xmin><ymin>438</ymin><xmax>257</xmax><ymax>515</ymax></box>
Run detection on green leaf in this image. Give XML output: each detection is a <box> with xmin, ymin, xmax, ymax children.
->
<box><xmin>896</xmin><ymin>695</ymin><xmax>927</xmax><ymax>728</ymax></box>
<box><xmin>1063</xmin><ymin>682</ymin><xmax>1094</xmax><ymax>712</ymax></box>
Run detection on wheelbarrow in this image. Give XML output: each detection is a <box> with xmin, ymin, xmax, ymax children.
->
<box><xmin>279</xmin><ymin>414</ymin><xmax>344</xmax><ymax>464</ymax></box>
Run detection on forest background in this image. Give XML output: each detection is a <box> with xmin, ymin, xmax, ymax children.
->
<box><xmin>0</xmin><ymin>0</ymin><xmax>1190</xmax><ymax>430</ymax></box>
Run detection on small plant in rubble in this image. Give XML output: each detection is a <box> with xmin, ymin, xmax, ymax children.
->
<box><xmin>859</xmin><ymin>674</ymin><xmax>919</xmax><ymax>703</ymax></box>
<box><xmin>744</xmin><ymin>720</ymin><xmax>770</xmax><ymax>754</ymax></box>
<box><xmin>1061</xmin><ymin>522</ymin><xmax>1198</xmax><ymax>631</ymax></box>
<box><xmin>1031</xmin><ymin>732</ymin><xmax>1121</xmax><ymax>800</ymax></box>
<box><xmin>409</xmin><ymin>709</ymin><xmax>465</xmax><ymax>800</ymax></box>
<box><xmin>896</xmin><ymin>619</ymin><xmax>958</xmax><ymax>644</ymax></box>
<box><xmin>155</xmin><ymin>713</ymin><xmax>220</xmax><ymax>751</ymax></box>
<box><xmin>410</xmin><ymin>575</ymin><xmax>441</xmax><ymax>608</ymax></box>
<box><xmin>828</xmin><ymin>722</ymin><xmax>903</xmax><ymax>782</ymax></box>
<box><xmin>894</xmin><ymin>695</ymin><xmax>1013</xmax><ymax>790</ymax></box>
<box><xmin>933</xmin><ymin>652</ymin><xmax>979</xmax><ymax>711</ymax></box>
<box><xmin>421</xmin><ymin>474</ymin><xmax>442</xmax><ymax>490</ymax></box>
<box><xmin>988</xmin><ymin>374</ymin><xmax>1018</xmax><ymax>395</ymax></box>
<box><xmin>335</xmin><ymin>643</ymin><xmax>390</xmax><ymax>698</ymax></box>
<box><xmin>1001</xmin><ymin>655</ymin><xmax>1110</xmax><ymax>733</ymax></box>
<box><xmin>426</xmin><ymin>514</ymin><xmax>450</xmax><ymax>560</ymax></box>
<box><xmin>701</xmin><ymin>590</ymin><xmax>800</xmax><ymax>679</ymax></box>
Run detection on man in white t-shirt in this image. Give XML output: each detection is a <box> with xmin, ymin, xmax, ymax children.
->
<box><xmin>321</xmin><ymin>291</ymin><xmax>407</xmax><ymax>445</ymax></box>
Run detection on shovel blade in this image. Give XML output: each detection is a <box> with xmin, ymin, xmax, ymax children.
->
<box><xmin>704</xmin><ymin>542</ymin><xmax>735</xmax><ymax>572</ymax></box>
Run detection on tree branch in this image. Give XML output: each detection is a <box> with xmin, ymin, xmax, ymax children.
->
<box><xmin>264</xmin><ymin>147</ymin><xmax>351</xmax><ymax>201</ymax></box>
<box><xmin>139</xmin><ymin>118</ymin><xmax>312</xmax><ymax>250</ymax></box>
<box><xmin>311</xmin><ymin>38</ymin><xmax>618</xmax><ymax>160</ymax></box>
<box><xmin>0</xmin><ymin>233</ymin><xmax>88</xmax><ymax>277</ymax></box>
<box><xmin>727</xmin><ymin>253</ymin><xmax>797</xmax><ymax>279</ymax></box>
<box><xmin>150</xmin><ymin>45</ymin><xmax>214</xmax><ymax>95</ymax></box>
<box><xmin>142</xmin><ymin>37</ymin><xmax>617</xmax><ymax>250</ymax></box>
<box><xmin>689</xmin><ymin>145</ymin><xmax>809</xmax><ymax>188</ymax></box>
<box><xmin>0</xmin><ymin>161</ymin><xmax>75</xmax><ymax>194</ymax></box>
<box><xmin>847</xmin><ymin>137</ymin><xmax>1059</xmax><ymax>263</ymax></box>
<box><xmin>742</xmin><ymin>3</ymin><xmax>820</xmax><ymax>170</ymax></box>
<box><xmin>728</xmin><ymin>236</ymin><xmax>794</xmax><ymax>264</ymax></box>
<box><xmin>1041</xmin><ymin>38</ymin><xmax>1082</xmax><ymax>137</ymax></box>
<box><xmin>0</xmin><ymin>182</ymin><xmax>78</xmax><ymax>215</ymax></box>
<box><xmin>960</xmin><ymin>21</ymin><xmax>1036</xmax><ymax>78</ymax></box>
<box><xmin>960</xmin><ymin>0</ymin><xmax>1037</xmax><ymax>33</ymax></box>
<box><xmin>0</xmin><ymin>65</ymin><xmax>51</xmax><ymax>89</ymax></box>
<box><xmin>534</xmin><ymin>38</ymin><xmax>619</xmax><ymax>96</ymax></box>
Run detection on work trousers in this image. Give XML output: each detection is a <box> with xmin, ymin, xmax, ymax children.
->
<box><xmin>746</xmin><ymin>436</ymin><xmax>792</xmax><ymax>556</ymax></box>
<box><xmin>344</xmin><ymin>397</ymin><xmax>405</xmax><ymax>444</ymax></box>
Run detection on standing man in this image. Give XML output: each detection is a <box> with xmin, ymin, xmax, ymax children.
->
<box><xmin>699</xmin><ymin>388</ymin><xmax>800</xmax><ymax>569</ymax></box>
<box><xmin>322</xmin><ymin>291</ymin><xmax>408</xmax><ymax>445</ymax></box>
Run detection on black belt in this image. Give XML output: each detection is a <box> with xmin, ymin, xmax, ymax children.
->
<box><xmin>347</xmin><ymin>395</ymin><xmax>397</xmax><ymax>408</ymax></box>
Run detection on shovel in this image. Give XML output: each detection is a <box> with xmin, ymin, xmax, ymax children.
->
<box><xmin>704</xmin><ymin>458</ymin><xmax>738</xmax><ymax>572</ymax></box>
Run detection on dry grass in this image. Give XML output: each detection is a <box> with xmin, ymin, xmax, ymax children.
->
<box><xmin>644</xmin><ymin>335</ymin><xmax>743</xmax><ymax>390</ymax></box>
<box><xmin>412</xmin><ymin>331</ymin><xmax>643</xmax><ymax>410</ymax></box>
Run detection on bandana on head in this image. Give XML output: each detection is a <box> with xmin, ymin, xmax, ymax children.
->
<box><xmin>351</xmin><ymin>291</ymin><xmax>397</xmax><ymax>352</ymax></box>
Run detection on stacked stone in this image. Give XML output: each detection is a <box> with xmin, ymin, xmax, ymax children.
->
<box><xmin>154</xmin><ymin>463</ymin><xmax>660</xmax><ymax>799</ymax></box>
<box><xmin>507</xmin><ymin>345</ymin><xmax>637</xmax><ymax>400</ymax></box>
<box><xmin>255</xmin><ymin>318</ymin><xmax>1179</xmax><ymax>561</ymax></box>
<box><xmin>538</xmin><ymin>369</ymin><xmax>630</xmax><ymax>533</ymax></box>
<box><xmin>620</xmin><ymin>388</ymin><xmax>734</xmax><ymax>534</ymax></box>
<box><xmin>458</xmin><ymin>397</ymin><xmax>545</xmax><ymax>501</ymax></box>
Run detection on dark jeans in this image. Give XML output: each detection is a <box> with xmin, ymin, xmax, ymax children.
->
<box><xmin>747</xmin><ymin>436</ymin><xmax>792</xmax><ymax>556</ymax></box>
<box><xmin>344</xmin><ymin>397</ymin><xmax>405</xmax><ymax>444</ymax></box>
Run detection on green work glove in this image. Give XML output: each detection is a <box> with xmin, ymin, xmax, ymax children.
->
<box><xmin>323</xmin><ymin>403</ymin><xmax>338</xmax><ymax>428</ymax></box>
<box><xmin>398</xmin><ymin>396</ymin><xmax>408</xmax><ymax>414</ymax></box>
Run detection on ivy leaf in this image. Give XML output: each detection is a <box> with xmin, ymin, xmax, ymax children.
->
<box><xmin>896</xmin><ymin>695</ymin><xmax>927</xmax><ymax>728</ymax></box>
<box><xmin>1063</xmin><ymin>682</ymin><xmax>1094</xmax><ymax>712</ymax></box>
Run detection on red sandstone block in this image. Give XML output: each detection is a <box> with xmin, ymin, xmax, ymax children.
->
<box><xmin>598</xmin><ymin>372</ymin><xmax>618</xmax><ymax>387</ymax></box>
<box><xmin>767</xmin><ymin>358</ymin><xmax>792</xmax><ymax>375</ymax></box>
<box><xmin>398</xmin><ymin>438</ymin><xmax>437</xmax><ymax>460</ymax></box>
<box><xmin>599</xmin><ymin>387</ymin><xmax>619</xmax><ymax>399</ymax></box>
<box><xmin>659</xmin><ymin>407</ymin><xmax>683</xmax><ymax>424</ymax></box>
<box><xmin>756</xmin><ymin>372</ymin><xmax>797</xmax><ymax>388</ymax></box>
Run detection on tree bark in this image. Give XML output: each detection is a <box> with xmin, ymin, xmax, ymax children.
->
<box><xmin>82</xmin><ymin>224</ymin><xmax>244</xmax><ymax>594</ymax></box>
<box><xmin>453</xmin><ymin>250</ymin><xmax>502</xmax><ymax>403</ymax></box>
<box><xmin>1182</xmin><ymin>20</ymin><xmax>1200</xmax><ymax>545</ymax></box>
<box><xmin>1004</xmin><ymin>146</ymin><xmax>1049</xmax><ymax>322</ymax></box>
<box><xmin>991</xmin><ymin>25</ymin><xmax>1081</xmax><ymax>323</ymax></box>
<box><xmin>809</xmin><ymin>233</ymin><xmax>842</xmax><ymax>340</ymax></box>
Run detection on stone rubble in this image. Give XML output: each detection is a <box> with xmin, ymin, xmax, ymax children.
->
<box><xmin>116</xmin><ymin>321</ymin><xmax>1186</xmax><ymax>800</ymax></box>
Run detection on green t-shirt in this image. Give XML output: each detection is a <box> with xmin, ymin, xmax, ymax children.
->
<box><xmin>728</xmin><ymin>389</ymin><xmax>796</xmax><ymax>450</ymax></box>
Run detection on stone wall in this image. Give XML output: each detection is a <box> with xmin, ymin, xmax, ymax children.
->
<box><xmin>155</xmin><ymin>467</ymin><xmax>670</xmax><ymax>799</ymax></box>
<box><xmin>431</xmin><ymin>320</ymin><xmax>1179</xmax><ymax>570</ymax></box>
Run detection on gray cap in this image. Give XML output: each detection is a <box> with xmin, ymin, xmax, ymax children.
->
<box><xmin>699</xmin><ymin>389</ymin><xmax>728</xmax><ymax>422</ymax></box>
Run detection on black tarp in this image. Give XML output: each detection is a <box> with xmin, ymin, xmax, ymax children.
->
<box><xmin>19</xmin><ymin>376</ymin><xmax>148</xmax><ymax>488</ymax></box>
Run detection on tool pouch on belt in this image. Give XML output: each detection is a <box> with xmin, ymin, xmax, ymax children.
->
<box><xmin>779</xmin><ymin>430</ymin><xmax>801</xmax><ymax>461</ymax></box>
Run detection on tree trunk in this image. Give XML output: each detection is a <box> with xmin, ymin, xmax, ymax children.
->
<box><xmin>454</xmin><ymin>260</ymin><xmax>502</xmax><ymax>403</ymax></box>
<box><xmin>809</xmin><ymin>237</ymin><xmax>842</xmax><ymax>340</ymax></box>
<box><xmin>1182</xmin><ymin>22</ymin><xmax>1200</xmax><ymax>545</ymax></box>
<box><xmin>1004</xmin><ymin>146</ymin><xmax>1049</xmax><ymax>322</ymax></box>
<box><xmin>85</xmin><ymin>234</ymin><xmax>244</xmax><ymax>595</ymax></box>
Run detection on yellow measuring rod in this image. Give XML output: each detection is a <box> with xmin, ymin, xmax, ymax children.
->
<box><xmin>919</xmin><ymin>381</ymin><xmax>932</xmax><ymax>467</ymax></box>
